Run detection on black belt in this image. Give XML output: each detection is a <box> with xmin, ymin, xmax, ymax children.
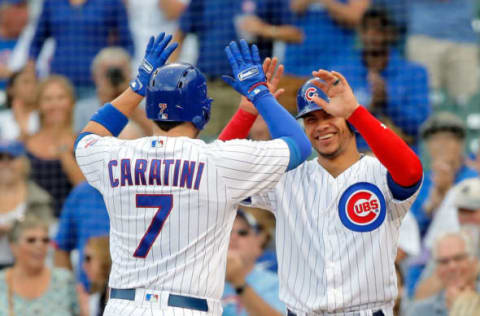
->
<box><xmin>287</xmin><ymin>309</ymin><xmax>385</xmax><ymax>316</ymax></box>
<box><xmin>110</xmin><ymin>288</ymin><xmax>208</xmax><ymax>312</ymax></box>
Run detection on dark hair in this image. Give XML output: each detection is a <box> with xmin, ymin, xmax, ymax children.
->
<box><xmin>361</xmin><ymin>7</ymin><xmax>398</xmax><ymax>45</ymax></box>
<box><xmin>153</xmin><ymin>120</ymin><xmax>185</xmax><ymax>132</ymax></box>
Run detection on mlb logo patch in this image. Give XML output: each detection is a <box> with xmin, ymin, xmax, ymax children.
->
<box><xmin>338</xmin><ymin>182</ymin><xmax>386</xmax><ymax>232</ymax></box>
<box><xmin>152</xmin><ymin>140</ymin><xmax>164</xmax><ymax>147</ymax></box>
<box><xmin>145</xmin><ymin>293</ymin><xmax>159</xmax><ymax>302</ymax></box>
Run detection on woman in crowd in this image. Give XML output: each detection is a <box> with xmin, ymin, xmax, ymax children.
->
<box><xmin>25</xmin><ymin>75</ymin><xmax>84</xmax><ymax>216</ymax></box>
<box><xmin>0</xmin><ymin>215</ymin><xmax>78</xmax><ymax>315</ymax></box>
<box><xmin>0</xmin><ymin>67</ymin><xmax>39</xmax><ymax>140</ymax></box>
<box><xmin>0</xmin><ymin>139</ymin><xmax>52</xmax><ymax>269</ymax></box>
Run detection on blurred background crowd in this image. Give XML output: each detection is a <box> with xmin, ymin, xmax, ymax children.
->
<box><xmin>1</xmin><ymin>0</ymin><xmax>480</xmax><ymax>315</ymax></box>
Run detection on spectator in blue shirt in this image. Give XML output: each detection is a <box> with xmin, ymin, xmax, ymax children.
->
<box><xmin>235</xmin><ymin>0</ymin><xmax>303</xmax><ymax>60</ymax></box>
<box><xmin>332</xmin><ymin>7</ymin><xmax>430</xmax><ymax>152</ymax></box>
<box><xmin>407</xmin><ymin>0</ymin><xmax>479</xmax><ymax>105</ymax></box>
<box><xmin>28</xmin><ymin>0</ymin><xmax>134</xmax><ymax>99</ymax></box>
<box><xmin>171</xmin><ymin>0</ymin><xmax>296</xmax><ymax>138</ymax></box>
<box><xmin>223</xmin><ymin>209</ymin><xmax>284</xmax><ymax>316</ymax></box>
<box><xmin>53</xmin><ymin>181</ymin><xmax>110</xmax><ymax>290</ymax></box>
<box><xmin>277</xmin><ymin>0</ymin><xmax>370</xmax><ymax>113</ymax></box>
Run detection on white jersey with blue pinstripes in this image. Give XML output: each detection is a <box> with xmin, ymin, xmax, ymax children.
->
<box><xmin>248</xmin><ymin>155</ymin><xmax>421</xmax><ymax>314</ymax></box>
<box><xmin>75</xmin><ymin>134</ymin><xmax>289</xmax><ymax>300</ymax></box>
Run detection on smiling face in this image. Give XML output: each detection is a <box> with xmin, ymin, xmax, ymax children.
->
<box><xmin>303</xmin><ymin>110</ymin><xmax>355</xmax><ymax>159</ymax></box>
<box><xmin>38</xmin><ymin>80</ymin><xmax>74</xmax><ymax>128</ymax></box>
<box><xmin>435</xmin><ymin>235</ymin><xmax>478</xmax><ymax>288</ymax></box>
<box><xmin>11</xmin><ymin>226</ymin><xmax>50</xmax><ymax>272</ymax></box>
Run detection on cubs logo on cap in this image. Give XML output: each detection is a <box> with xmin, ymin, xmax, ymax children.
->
<box><xmin>338</xmin><ymin>182</ymin><xmax>386</xmax><ymax>232</ymax></box>
<box><xmin>304</xmin><ymin>87</ymin><xmax>318</xmax><ymax>102</ymax></box>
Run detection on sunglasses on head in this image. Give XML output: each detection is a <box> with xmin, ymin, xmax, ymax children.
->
<box><xmin>25</xmin><ymin>237</ymin><xmax>50</xmax><ymax>244</ymax></box>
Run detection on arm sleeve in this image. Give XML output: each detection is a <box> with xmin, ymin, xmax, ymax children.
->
<box><xmin>348</xmin><ymin>106</ymin><xmax>423</xmax><ymax>187</ymax></box>
<box><xmin>28</xmin><ymin>0</ymin><xmax>51</xmax><ymax>59</ymax></box>
<box><xmin>209</xmin><ymin>139</ymin><xmax>289</xmax><ymax>202</ymax></box>
<box><xmin>218</xmin><ymin>109</ymin><xmax>258</xmax><ymax>141</ymax></box>
<box><xmin>253</xmin><ymin>93</ymin><xmax>311</xmax><ymax>170</ymax></box>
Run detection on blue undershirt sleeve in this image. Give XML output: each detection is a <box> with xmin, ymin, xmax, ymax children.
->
<box><xmin>253</xmin><ymin>93</ymin><xmax>311</xmax><ymax>170</ymax></box>
<box><xmin>387</xmin><ymin>172</ymin><xmax>422</xmax><ymax>201</ymax></box>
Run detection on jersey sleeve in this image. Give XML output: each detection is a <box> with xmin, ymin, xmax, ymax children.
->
<box><xmin>75</xmin><ymin>134</ymin><xmax>119</xmax><ymax>191</ymax></box>
<box><xmin>208</xmin><ymin>139</ymin><xmax>290</xmax><ymax>202</ymax></box>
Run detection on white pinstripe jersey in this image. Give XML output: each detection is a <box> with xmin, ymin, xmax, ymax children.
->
<box><xmin>75</xmin><ymin>134</ymin><xmax>289</xmax><ymax>300</ymax></box>
<box><xmin>248</xmin><ymin>155</ymin><xmax>422</xmax><ymax>314</ymax></box>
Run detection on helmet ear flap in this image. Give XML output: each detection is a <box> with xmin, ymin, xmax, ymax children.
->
<box><xmin>202</xmin><ymin>99</ymin><xmax>212</xmax><ymax>126</ymax></box>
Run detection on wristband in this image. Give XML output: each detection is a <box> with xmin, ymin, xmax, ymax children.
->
<box><xmin>91</xmin><ymin>103</ymin><xmax>128</xmax><ymax>137</ymax></box>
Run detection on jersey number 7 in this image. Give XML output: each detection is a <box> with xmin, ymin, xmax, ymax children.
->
<box><xmin>133</xmin><ymin>194</ymin><xmax>174</xmax><ymax>258</ymax></box>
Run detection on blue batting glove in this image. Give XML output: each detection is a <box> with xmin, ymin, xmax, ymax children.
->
<box><xmin>222</xmin><ymin>40</ymin><xmax>269</xmax><ymax>103</ymax></box>
<box><xmin>130</xmin><ymin>32</ymin><xmax>178</xmax><ymax>96</ymax></box>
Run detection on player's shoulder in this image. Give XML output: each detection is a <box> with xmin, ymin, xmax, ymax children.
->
<box><xmin>358</xmin><ymin>154</ymin><xmax>384</xmax><ymax>169</ymax></box>
<box><xmin>207</xmin><ymin>138</ymin><xmax>288</xmax><ymax>153</ymax></box>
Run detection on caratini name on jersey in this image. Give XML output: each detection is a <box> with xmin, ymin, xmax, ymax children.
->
<box><xmin>108</xmin><ymin>158</ymin><xmax>205</xmax><ymax>190</ymax></box>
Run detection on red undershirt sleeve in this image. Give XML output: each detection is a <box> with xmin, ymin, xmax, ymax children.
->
<box><xmin>218</xmin><ymin>109</ymin><xmax>258</xmax><ymax>141</ymax></box>
<box><xmin>348</xmin><ymin>106</ymin><xmax>423</xmax><ymax>187</ymax></box>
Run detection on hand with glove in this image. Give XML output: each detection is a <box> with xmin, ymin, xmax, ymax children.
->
<box><xmin>222</xmin><ymin>40</ymin><xmax>271</xmax><ymax>103</ymax></box>
<box><xmin>130</xmin><ymin>32</ymin><xmax>178</xmax><ymax>96</ymax></box>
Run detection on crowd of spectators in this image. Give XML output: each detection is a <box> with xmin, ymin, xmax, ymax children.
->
<box><xmin>0</xmin><ymin>0</ymin><xmax>479</xmax><ymax>315</ymax></box>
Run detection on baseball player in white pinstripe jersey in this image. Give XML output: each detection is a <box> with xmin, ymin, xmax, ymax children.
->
<box><xmin>219</xmin><ymin>68</ymin><xmax>424</xmax><ymax>316</ymax></box>
<box><xmin>74</xmin><ymin>34</ymin><xmax>311</xmax><ymax>315</ymax></box>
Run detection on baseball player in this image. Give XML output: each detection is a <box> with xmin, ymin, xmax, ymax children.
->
<box><xmin>219</xmin><ymin>71</ymin><xmax>423</xmax><ymax>316</ymax></box>
<box><xmin>74</xmin><ymin>33</ymin><xmax>311</xmax><ymax>316</ymax></box>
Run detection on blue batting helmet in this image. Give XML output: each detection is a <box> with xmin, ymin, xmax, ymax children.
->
<box><xmin>296</xmin><ymin>78</ymin><xmax>328</xmax><ymax>119</ymax></box>
<box><xmin>296</xmin><ymin>78</ymin><xmax>356</xmax><ymax>133</ymax></box>
<box><xmin>146</xmin><ymin>63</ymin><xmax>212</xmax><ymax>130</ymax></box>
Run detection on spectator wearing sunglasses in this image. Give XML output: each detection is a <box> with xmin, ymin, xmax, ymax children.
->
<box><xmin>80</xmin><ymin>235</ymin><xmax>110</xmax><ymax>316</ymax></box>
<box><xmin>0</xmin><ymin>215</ymin><xmax>78</xmax><ymax>315</ymax></box>
<box><xmin>222</xmin><ymin>209</ymin><xmax>284</xmax><ymax>316</ymax></box>
<box><xmin>0</xmin><ymin>140</ymin><xmax>52</xmax><ymax>269</ymax></box>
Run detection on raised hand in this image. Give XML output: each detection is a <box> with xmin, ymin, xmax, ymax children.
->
<box><xmin>222</xmin><ymin>40</ymin><xmax>270</xmax><ymax>102</ymax></box>
<box><xmin>311</xmin><ymin>69</ymin><xmax>359</xmax><ymax>119</ymax></box>
<box><xmin>238</xmin><ymin>57</ymin><xmax>285</xmax><ymax>115</ymax></box>
<box><xmin>130</xmin><ymin>32</ymin><xmax>178</xmax><ymax>96</ymax></box>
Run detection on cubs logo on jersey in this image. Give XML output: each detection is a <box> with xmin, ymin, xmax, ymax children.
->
<box><xmin>338</xmin><ymin>182</ymin><xmax>386</xmax><ymax>232</ymax></box>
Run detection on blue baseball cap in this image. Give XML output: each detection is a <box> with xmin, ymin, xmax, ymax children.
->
<box><xmin>0</xmin><ymin>140</ymin><xmax>25</xmax><ymax>157</ymax></box>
